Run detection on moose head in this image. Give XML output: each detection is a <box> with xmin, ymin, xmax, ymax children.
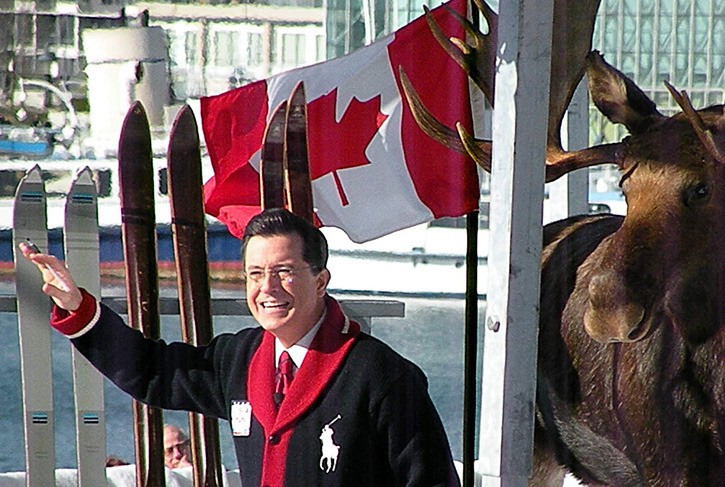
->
<box><xmin>580</xmin><ymin>57</ymin><xmax>725</xmax><ymax>343</ymax></box>
<box><xmin>402</xmin><ymin>0</ymin><xmax>725</xmax><ymax>344</ymax></box>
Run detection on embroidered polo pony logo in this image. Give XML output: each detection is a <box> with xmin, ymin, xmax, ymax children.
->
<box><xmin>319</xmin><ymin>414</ymin><xmax>342</xmax><ymax>473</ymax></box>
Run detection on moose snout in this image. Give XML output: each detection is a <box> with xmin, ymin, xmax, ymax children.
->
<box><xmin>584</xmin><ymin>273</ymin><xmax>648</xmax><ymax>343</ymax></box>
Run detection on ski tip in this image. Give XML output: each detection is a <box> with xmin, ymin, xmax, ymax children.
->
<box><xmin>263</xmin><ymin>101</ymin><xmax>288</xmax><ymax>145</ymax></box>
<box><xmin>118</xmin><ymin>101</ymin><xmax>152</xmax><ymax>163</ymax></box>
<box><xmin>13</xmin><ymin>165</ymin><xmax>46</xmax><ymax>216</ymax></box>
<box><xmin>120</xmin><ymin>101</ymin><xmax>150</xmax><ymax>132</ymax></box>
<box><xmin>289</xmin><ymin>81</ymin><xmax>306</xmax><ymax>107</ymax></box>
<box><xmin>128</xmin><ymin>100</ymin><xmax>147</xmax><ymax>118</ymax></box>
<box><xmin>23</xmin><ymin>165</ymin><xmax>43</xmax><ymax>181</ymax></box>
<box><xmin>171</xmin><ymin>104</ymin><xmax>198</xmax><ymax>134</ymax></box>
<box><xmin>72</xmin><ymin>166</ymin><xmax>96</xmax><ymax>189</ymax></box>
<box><xmin>287</xmin><ymin>82</ymin><xmax>307</xmax><ymax>132</ymax></box>
<box><xmin>167</xmin><ymin>105</ymin><xmax>202</xmax><ymax>175</ymax></box>
<box><xmin>168</xmin><ymin>105</ymin><xmax>200</xmax><ymax>154</ymax></box>
<box><xmin>65</xmin><ymin>166</ymin><xmax>98</xmax><ymax>230</ymax></box>
<box><xmin>270</xmin><ymin>100</ymin><xmax>288</xmax><ymax>119</ymax></box>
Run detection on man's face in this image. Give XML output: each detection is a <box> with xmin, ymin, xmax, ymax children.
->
<box><xmin>244</xmin><ymin>233</ymin><xmax>329</xmax><ymax>347</ymax></box>
<box><xmin>164</xmin><ymin>429</ymin><xmax>191</xmax><ymax>469</ymax></box>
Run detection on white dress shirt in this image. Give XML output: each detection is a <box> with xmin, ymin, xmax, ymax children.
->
<box><xmin>274</xmin><ymin>309</ymin><xmax>327</xmax><ymax>371</ymax></box>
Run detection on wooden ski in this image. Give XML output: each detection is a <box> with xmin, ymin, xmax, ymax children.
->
<box><xmin>167</xmin><ymin>105</ymin><xmax>224</xmax><ymax>487</ymax></box>
<box><xmin>284</xmin><ymin>82</ymin><xmax>314</xmax><ymax>222</ymax></box>
<box><xmin>260</xmin><ymin>82</ymin><xmax>314</xmax><ymax>220</ymax></box>
<box><xmin>64</xmin><ymin>167</ymin><xmax>107</xmax><ymax>487</ymax></box>
<box><xmin>12</xmin><ymin>165</ymin><xmax>56</xmax><ymax>486</ymax></box>
<box><xmin>118</xmin><ymin>101</ymin><xmax>165</xmax><ymax>487</ymax></box>
<box><xmin>260</xmin><ymin>101</ymin><xmax>288</xmax><ymax>210</ymax></box>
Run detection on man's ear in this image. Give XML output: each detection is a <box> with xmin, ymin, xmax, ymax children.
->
<box><xmin>316</xmin><ymin>268</ymin><xmax>331</xmax><ymax>296</ymax></box>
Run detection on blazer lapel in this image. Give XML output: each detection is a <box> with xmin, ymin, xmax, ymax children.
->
<box><xmin>247</xmin><ymin>331</ymin><xmax>277</xmax><ymax>431</ymax></box>
<box><xmin>247</xmin><ymin>296</ymin><xmax>361</xmax><ymax>433</ymax></box>
<box><xmin>274</xmin><ymin>296</ymin><xmax>360</xmax><ymax>432</ymax></box>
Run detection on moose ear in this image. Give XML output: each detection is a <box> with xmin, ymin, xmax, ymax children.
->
<box><xmin>586</xmin><ymin>51</ymin><xmax>663</xmax><ymax>135</ymax></box>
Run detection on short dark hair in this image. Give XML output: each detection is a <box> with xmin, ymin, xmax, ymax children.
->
<box><xmin>241</xmin><ymin>208</ymin><xmax>328</xmax><ymax>271</ymax></box>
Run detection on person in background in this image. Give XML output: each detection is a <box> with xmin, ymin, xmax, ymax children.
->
<box><xmin>164</xmin><ymin>424</ymin><xmax>192</xmax><ymax>469</ymax></box>
<box><xmin>20</xmin><ymin>208</ymin><xmax>460</xmax><ymax>486</ymax></box>
<box><xmin>105</xmin><ymin>456</ymin><xmax>129</xmax><ymax>467</ymax></box>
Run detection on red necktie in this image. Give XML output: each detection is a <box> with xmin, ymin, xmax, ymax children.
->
<box><xmin>274</xmin><ymin>351</ymin><xmax>294</xmax><ymax>406</ymax></box>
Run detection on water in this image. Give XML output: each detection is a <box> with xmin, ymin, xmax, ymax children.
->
<box><xmin>0</xmin><ymin>291</ymin><xmax>476</xmax><ymax>472</ymax></box>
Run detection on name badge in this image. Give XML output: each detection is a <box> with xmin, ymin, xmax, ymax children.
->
<box><xmin>231</xmin><ymin>400</ymin><xmax>252</xmax><ymax>437</ymax></box>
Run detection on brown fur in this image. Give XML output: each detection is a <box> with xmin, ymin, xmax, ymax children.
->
<box><xmin>535</xmin><ymin>60</ymin><xmax>725</xmax><ymax>484</ymax></box>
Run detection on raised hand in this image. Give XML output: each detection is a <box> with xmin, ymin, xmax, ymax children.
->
<box><xmin>19</xmin><ymin>241</ymin><xmax>83</xmax><ymax>312</ymax></box>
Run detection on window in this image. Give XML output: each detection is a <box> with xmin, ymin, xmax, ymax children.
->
<box><xmin>273</xmin><ymin>25</ymin><xmax>325</xmax><ymax>73</ymax></box>
<box><xmin>280</xmin><ymin>33</ymin><xmax>306</xmax><ymax>67</ymax></box>
<box><xmin>16</xmin><ymin>15</ymin><xmax>34</xmax><ymax>48</ymax></box>
<box><xmin>185</xmin><ymin>31</ymin><xmax>200</xmax><ymax>67</ymax></box>
<box><xmin>36</xmin><ymin>15</ymin><xmax>55</xmax><ymax>51</ymax></box>
<box><xmin>247</xmin><ymin>32</ymin><xmax>264</xmax><ymax>68</ymax></box>
<box><xmin>315</xmin><ymin>34</ymin><xmax>325</xmax><ymax>61</ymax></box>
<box><xmin>158</xmin><ymin>168</ymin><xmax>168</xmax><ymax>196</ymax></box>
<box><xmin>0</xmin><ymin>169</ymin><xmax>114</xmax><ymax>199</ymax></box>
<box><xmin>214</xmin><ymin>31</ymin><xmax>242</xmax><ymax>67</ymax></box>
<box><xmin>57</xmin><ymin>16</ymin><xmax>75</xmax><ymax>47</ymax></box>
<box><xmin>71</xmin><ymin>170</ymin><xmax>113</xmax><ymax>198</ymax></box>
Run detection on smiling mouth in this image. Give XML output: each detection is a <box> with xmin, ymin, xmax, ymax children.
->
<box><xmin>261</xmin><ymin>301</ymin><xmax>289</xmax><ymax>310</ymax></box>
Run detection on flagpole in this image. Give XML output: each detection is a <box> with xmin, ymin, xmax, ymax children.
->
<box><xmin>463</xmin><ymin>209</ymin><xmax>479</xmax><ymax>486</ymax></box>
<box><xmin>463</xmin><ymin>0</ymin><xmax>481</xmax><ymax>483</ymax></box>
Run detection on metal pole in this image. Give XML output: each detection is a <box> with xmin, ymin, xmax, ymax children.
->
<box><xmin>463</xmin><ymin>210</ymin><xmax>479</xmax><ymax>487</ymax></box>
<box><xmin>463</xmin><ymin>4</ymin><xmax>483</xmax><ymax>484</ymax></box>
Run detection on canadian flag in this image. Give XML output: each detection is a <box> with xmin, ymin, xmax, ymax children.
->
<box><xmin>201</xmin><ymin>0</ymin><xmax>478</xmax><ymax>243</ymax></box>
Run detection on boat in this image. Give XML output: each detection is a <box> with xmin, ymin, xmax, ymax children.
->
<box><xmin>0</xmin><ymin>125</ymin><xmax>55</xmax><ymax>159</ymax></box>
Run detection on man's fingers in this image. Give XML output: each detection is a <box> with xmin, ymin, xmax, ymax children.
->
<box><xmin>18</xmin><ymin>242</ymin><xmax>81</xmax><ymax>308</ymax></box>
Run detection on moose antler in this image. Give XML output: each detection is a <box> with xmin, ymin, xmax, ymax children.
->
<box><xmin>421</xmin><ymin>0</ymin><xmax>497</xmax><ymax>105</ymax></box>
<box><xmin>665</xmin><ymin>81</ymin><xmax>725</xmax><ymax>165</ymax></box>
<box><xmin>402</xmin><ymin>0</ymin><xmax>624</xmax><ymax>182</ymax></box>
<box><xmin>399</xmin><ymin>66</ymin><xmax>491</xmax><ymax>164</ymax></box>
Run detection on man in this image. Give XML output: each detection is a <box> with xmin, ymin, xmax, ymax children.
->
<box><xmin>21</xmin><ymin>208</ymin><xmax>460</xmax><ymax>486</ymax></box>
<box><xmin>164</xmin><ymin>424</ymin><xmax>192</xmax><ymax>470</ymax></box>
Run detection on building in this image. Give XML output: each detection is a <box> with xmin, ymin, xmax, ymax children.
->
<box><xmin>591</xmin><ymin>0</ymin><xmax>725</xmax><ymax>143</ymax></box>
<box><xmin>325</xmin><ymin>0</ymin><xmax>437</xmax><ymax>58</ymax></box>
<box><xmin>139</xmin><ymin>1</ymin><xmax>325</xmax><ymax>98</ymax></box>
<box><xmin>0</xmin><ymin>1</ymin><xmax>128</xmax><ymax>127</ymax></box>
<box><xmin>323</xmin><ymin>0</ymin><xmax>724</xmax><ymax>138</ymax></box>
<box><xmin>0</xmin><ymin>0</ymin><xmax>325</xmax><ymax>139</ymax></box>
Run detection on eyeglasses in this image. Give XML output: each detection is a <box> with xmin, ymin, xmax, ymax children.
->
<box><xmin>243</xmin><ymin>265</ymin><xmax>314</xmax><ymax>284</ymax></box>
<box><xmin>164</xmin><ymin>440</ymin><xmax>189</xmax><ymax>456</ymax></box>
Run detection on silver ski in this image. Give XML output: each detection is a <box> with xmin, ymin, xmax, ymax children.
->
<box><xmin>13</xmin><ymin>165</ymin><xmax>56</xmax><ymax>487</ymax></box>
<box><xmin>64</xmin><ymin>167</ymin><xmax>107</xmax><ymax>487</ymax></box>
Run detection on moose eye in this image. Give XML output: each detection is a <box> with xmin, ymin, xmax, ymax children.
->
<box><xmin>683</xmin><ymin>182</ymin><xmax>711</xmax><ymax>207</ymax></box>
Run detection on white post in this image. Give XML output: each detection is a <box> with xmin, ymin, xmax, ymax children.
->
<box><xmin>478</xmin><ymin>0</ymin><xmax>554</xmax><ymax>485</ymax></box>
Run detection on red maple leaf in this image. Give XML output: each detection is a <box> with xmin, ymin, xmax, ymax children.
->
<box><xmin>307</xmin><ymin>88</ymin><xmax>388</xmax><ymax>206</ymax></box>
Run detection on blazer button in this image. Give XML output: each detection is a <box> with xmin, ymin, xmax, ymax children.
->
<box><xmin>268</xmin><ymin>434</ymin><xmax>280</xmax><ymax>445</ymax></box>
